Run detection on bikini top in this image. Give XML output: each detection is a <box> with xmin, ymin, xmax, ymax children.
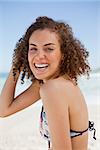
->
<box><xmin>39</xmin><ymin>106</ymin><xmax>96</xmax><ymax>141</ymax></box>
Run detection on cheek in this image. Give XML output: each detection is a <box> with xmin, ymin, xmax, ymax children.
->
<box><xmin>50</xmin><ymin>49</ymin><xmax>61</xmax><ymax>59</ymax></box>
<box><xmin>28</xmin><ymin>52</ymin><xmax>32</xmax><ymax>67</ymax></box>
<box><xmin>52</xmin><ymin>52</ymin><xmax>62</xmax><ymax>63</ymax></box>
<box><xmin>28</xmin><ymin>54</ymin><xmax>33</xmax><ymax>72</ymax></box>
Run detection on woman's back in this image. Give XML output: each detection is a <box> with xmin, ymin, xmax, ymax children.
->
<box><xmin>40</xmin><ymin>76</ymin><xmax>89</xmax><ymax>150</ymax></box>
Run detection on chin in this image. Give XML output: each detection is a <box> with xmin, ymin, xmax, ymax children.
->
<box><xmin>33</xmin><ymin>72</ymin><xmax>56</xmax><ymax>81</ymax></box>
<box><xmin>35</xmin><ymin>75</ymin><xmax>51</xmax><ymax>82</ymax></box>
<box><xmin>34</xmin><ymin>75</ymin><xmax>45</xmax><ymax>80</ymax></box>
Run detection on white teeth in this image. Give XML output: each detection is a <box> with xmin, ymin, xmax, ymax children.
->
<box><xmin>35</xmin><ymin>64</ymin><xmax>48</xmax><ymax>68</ymax></box>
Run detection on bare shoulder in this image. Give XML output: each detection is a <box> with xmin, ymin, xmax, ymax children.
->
<box><xmin>40</xmin><ymin>77</ymin><xmax>80</xmax><ymax>105</ymax></box>
<box><xmin>40</xmin><ymin>76</ymin><xmax>67</xmax><ymax>94</ymax></box>
<box><xmin>41</xmin><ymin>76</ymin><xmax>75</xmax><ymax>90</ymax></box>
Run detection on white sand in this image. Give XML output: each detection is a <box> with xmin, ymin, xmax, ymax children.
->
<box><xmin>0</xmin><ymin>101</ymin><xmax>99</xmax><ymax>150</ymax></box>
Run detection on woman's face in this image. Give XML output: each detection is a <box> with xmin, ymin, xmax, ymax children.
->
<box><xmin>28</xmin><ymin>29</ymin><xmax>62</xmax><ymax>82</ymax></box>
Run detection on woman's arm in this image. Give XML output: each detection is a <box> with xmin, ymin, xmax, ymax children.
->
<box><xmin>40</xmin><ymin>79</ymin><xmax>72</xmax><ymax>150</ymax></box>
<box><xmin>0</xmin><ymin>68</ymin><xmax>40</xmax><ymax>117</ymax></box>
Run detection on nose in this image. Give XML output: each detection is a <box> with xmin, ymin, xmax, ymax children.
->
<box><xmin>36</xmin><ymin>50</ymin><xmax>46</xmax><ymax>60</ymax></box>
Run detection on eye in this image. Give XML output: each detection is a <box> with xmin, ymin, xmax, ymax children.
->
<box><xmin>46</xmin><ymin>48</ymin><xmax>54</xmax><ymax>51</ymax></box>
<box><xmin>29</xmin><ymin>47</ymin><xmax>37</xmax><ymax>51</ymax></box>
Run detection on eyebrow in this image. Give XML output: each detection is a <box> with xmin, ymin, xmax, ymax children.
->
<box><xmin>29</xmin><ymin>43</ymin><xmax>55</xmax><ymax>46</ymax></box>
<box><xmin>44</xmin><ymin>43</ymin><xmax>55</xmax><ymax>46</ymax></box>
<box><xmin>29</xmin><ymin>43</ymin><xmax>37</xmax><ymax>46</ymax></box>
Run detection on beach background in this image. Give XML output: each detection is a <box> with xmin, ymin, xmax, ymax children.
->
<box><xmin>0</xmin><ymin>0</ymin><xmax>100</xmax><ymax>149</ymax></box>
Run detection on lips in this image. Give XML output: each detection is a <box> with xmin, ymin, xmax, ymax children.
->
<box><xmin>34</xmin><ymin>63</ymin><xmax>49</xmax><ymax>68</ymax></box>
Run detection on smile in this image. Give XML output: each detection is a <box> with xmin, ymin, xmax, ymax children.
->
<box><xmin>34</xmin><ymin>63</ymin><xmax>49</xmax><ymax>69</ymax></box>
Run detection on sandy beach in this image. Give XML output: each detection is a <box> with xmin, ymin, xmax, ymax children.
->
<box><xmin>0</xmin><ymin>100</ymin><xmax>99</xmax><ymax>150</ymax></box>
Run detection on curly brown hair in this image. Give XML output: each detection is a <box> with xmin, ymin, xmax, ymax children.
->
<box><xmin>12</xmin><ymin>16</ymin><xmax>90</xmax><ymax>84</ymax></box>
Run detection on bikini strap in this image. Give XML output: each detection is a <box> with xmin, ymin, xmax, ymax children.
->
<box><xmin>48</xmin><ymin>140</ymin><xmax>51</xmax><ymax>148</ymax></box>
<box><xmin>70</xmin><ymin>127</ymin><xmax>88</xmax><ymax>138</ymax></box>
<box><xmin>89</xmin><ymin>121</ymin><xmax>96</xmax><ymax>140</ymax></box>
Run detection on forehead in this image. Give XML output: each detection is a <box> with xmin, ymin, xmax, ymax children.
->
<box><xmin>29</xmin><ymin>29</ymin><xmax>60</xmax><ymax>45</ymax></box>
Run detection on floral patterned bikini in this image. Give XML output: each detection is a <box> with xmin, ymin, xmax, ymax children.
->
<box><xmin>39</xmin><ymin>105</ymin><xmax>96</xmax><ymax>148</ymax></box>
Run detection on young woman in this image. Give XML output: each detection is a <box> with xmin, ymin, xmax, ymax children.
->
<box><xmin>0</xmin><ymin>16</ymin><xmax>96</xmax><ymax>150</ymax></box>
